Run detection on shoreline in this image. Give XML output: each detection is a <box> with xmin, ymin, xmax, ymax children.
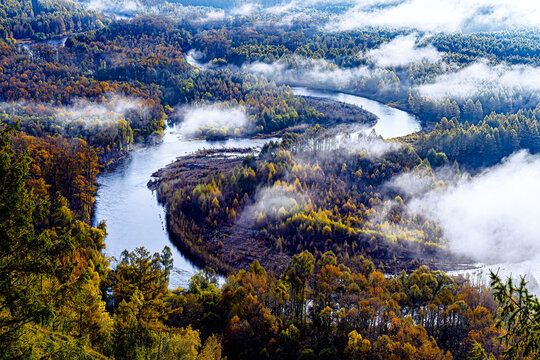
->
<box><xmin>149</xmin><ymin>147</ymin><xmax>476</xmax><ymax>278</ymax></box>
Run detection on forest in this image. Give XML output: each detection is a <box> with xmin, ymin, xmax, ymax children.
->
<box><xmin>0</xmin><ymin>122</ymin><xmax>514</xmax><ymax>358</ymax></box>
<box><xmin>2</xmin><ymin>0</ymin><xmax>540</xmax><ymax>359</ymax></box>
<box><xmin>153</xmin><ymin>127</ymin><xmax>451</xmax><ymax>275</ymax></box>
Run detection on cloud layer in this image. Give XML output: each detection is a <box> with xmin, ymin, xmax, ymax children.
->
<box><xmin>250</xmin><ymin>186</ymin><xmax>303</xmax><ymax>219</ymax></box>
<box><xmin>327</xmin><ymin>0</ymin><xmax>540</xmax><ymax>33</ymax></box>
<box><xmin>85</xmin><ymin>0</ymin><xmax>144</xmax><ymax>16</ymax></box>
<box><xmin>1</xmin><ymin>95</ymin><xmax>146</xmax><ymax>127</ymax></box>
<box><xmin>366</xmin><ymin>34</ymin><xmax>442</xmax><ymax>68</ymax></box>
<box><xmin>231</xmin><ymin>3</ymin><xmax>260</xmax><ymax>17</ymax></box>
<box><xmin>57</xmin><ymin>96</ymin><xmax>145</xmax><ymax>123</ymax></box>
<box><xmin>416</xmin><ymin>60</ymin><xmax>540</xmax><ymax>100</ymax></box>
<box><xmin>176</xmin><ymin>105</ymin><xmax>249</xmax><ymax>138</ymax></box>
<box><xmin>242</xmin><ymin>56</ymin><xmax>376</xmax><ymax>89</ymax></box>
<box><xmin>398</xmin><ymin>151</ymin><xmax>540</xmax><ymax>264</ymax></box>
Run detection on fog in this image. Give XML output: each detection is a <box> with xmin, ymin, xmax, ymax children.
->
<box><xmin>326</xmin><ymin>0</ymin><xmax>540</xmax><ymax>33</ymax></box>
<box><xmin>57</xmin><ymin>96</ymin><xmax>145</xmax><ymax>123</ymax></box>
<box><xmin>388</xmin><ymin>151</ymin><xmax>540</xmax><ymax>265</ymax></box>
<box><xmin>242</xmin><ymin>44</ymin><xmax>540</xmax><ymax>108</ymax></box>
<box><xmin>264</xmin><ymin>0</ymin><xmax>356</xmax><ymax>14</ymax></box>
<box><xmin>416</xmin><ymin>60</ymin><xmax>540</xmax><ymax>100</ymax></box>
<box><xmin>82</xmin><ymin>0</ymin><xmax>540</xmax><ymax>34</ymax></box>
<box><xmin>345</xmin><ymin>134</ymin><xmax>401</xmax><ymax>157</ymax></box>
<box><xmin>290</xmin><ymin>132</ymin><xmax>402</xmax><ymax>173</ymax></box>
<box><xmin>242</xmin><ymin>33</ymin><xmax>444</xmax><ymax>90</ymax></box>
<box><xmin>231</xmin><ymin>3</ymin><xmax>260</xmax><ymax>17</ymax></box>
<box><xmin>328</xmin><ymin>131</ymin><xmax>402</xmax><ymax>158</ymax></box>
<box><xmin>175</xmin><ymin>105</ymin><xmax>249</xmax><ymax>138</ymax></box>
<box><xmin>242</xmin><ymin>56</ymin><xmax>376</xmax><ymax>89</ymax></box>
<box><xmin>366</xmin><ymin>34</ymin><xmax>442</xmax><ymax>68</ymax></box>
<box><xmin>248</xmin><ymin>186</ymin><xmax>303</xmax><ymax>220</ymax></box>
<box><xmin>84</xmin><ymin>0</ymin><xmax>145</xmax><ymax>17</ymax></box>
<box><xmin>191</xmin><ymin>9</ymin><xmax>227</xmax><ymax>24</ymax></box>
<box><xmin>1</xmin><ymin>95</ymin><xmax>146</xmax><ymax>128</ymax></box>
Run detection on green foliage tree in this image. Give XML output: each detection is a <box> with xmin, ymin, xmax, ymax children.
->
<box><xmin>490</xmin><ymin>271</ymin><xmax>540</xmax><ymax>359</ymax></box>
<box><xmin>282</xmin><ymin>251</ymin><xmax>315</xmax><ymax>323</ymax></box>
<box><xmin>0</xmin><ymin>124</ymin><xmax>52</xmax><ymax>356</ymax></box>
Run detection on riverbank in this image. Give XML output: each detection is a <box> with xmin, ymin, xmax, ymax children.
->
<box><xmin>92</xmin><ymin>125</ymin><xmax>276</xmax><ymax>287</ymax></box>
<box><xmin>94</xmin><ymin>88</ymin><xmax>421</xmax><ymax>285</ymax></box>
<box><xmin>172</xmin><ymin>94</ymin><xmax>378</xmax><ymax>141</ymax></box>
<box><xmin>149</xmin><ymin>148</ymin><xmax>292</xmax><ymax>275</ymax></box>
<box><xmin>150</xmin><ymin>143</ymin><xmax>473</xmax><ymax>277</ymax></box>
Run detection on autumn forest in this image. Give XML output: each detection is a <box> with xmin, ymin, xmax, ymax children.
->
<box><xmin>2</xmin><ymin>0</ymin><xmax>540</xmax><ymax>359</ymax></box>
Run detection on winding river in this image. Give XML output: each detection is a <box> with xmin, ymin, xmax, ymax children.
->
<box><xmin>16</xmin><ymin>41</ymin><xmax>421</xmax><ymax>286</ymax></box>
<box><xmin>291</xmin><ymin>87</ymin><xmax>420</xmax><ymax>138</ymax></box>
<box><xmin>93</xmin><ymin>89</ymin><xmax>421</xmax><ymax>288</ymax></box>
<box><xmin>16</xmin><ymin>40</ymin><xmax>533</xmax><ymax>290</ymax></box>
<box><xmin>93</xmin><ymin>129</ymin><xmax>274</xmax><ymax>287</ymax></box>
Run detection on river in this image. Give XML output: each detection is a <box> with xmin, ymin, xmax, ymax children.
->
<box><xmin>18</xmin><ymin>41</ymin><xmax>530</xmax><ymax>291</ymax></box>
<box><xmin>291</xmin><ymin>87</ymin><xmax>420</xmax><ymax>139</ymax></box>
<box><xmin>93</xmin><ymin>93</ymin><xmax>420</xmax><ymax>288</ymax></box>
<box><xmin>16</xmin><ymin>42</ymin><xmax>421</xmax><ymax>287</ymax></box>
<box><xmin>93</xmin><ymin>127</ymin><xmax>275</xmax><ymax>287</ymax></box>
<box><xmin>186</xmin><ymin>50</ymin><xmax>420</xmax><ymax>138</ymax></box>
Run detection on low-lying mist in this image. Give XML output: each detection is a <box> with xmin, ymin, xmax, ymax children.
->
<box><xmin>416</xmin><ymin>60</ymin><xmax>540</xmax><ymax>101</ymax></box>
<box><xmin>242</xmin><ymin>56</ymin><xmax>381</xmax><ymax>90</ymax></box>
<box><xmin>238</xmin><ymin>33</ymin><xmax>446</xmax><ymax>96</ymax></box>
<box><xmin>1</xmin><ymin>95</ymin><xmax>146</xmax><ymax>128</ymax></box>
<box><xmin>294</xmin><ymin>130</ymin><xmax>402</xmax><ymax>163</ymax></box>
<box><xmin>242</xmin><ymin>47</ymin><xmax>540</xmax><ymax>107</ymax></box>
<box><xmin>174</xmin><ymin>105</ymin><xmax>249</xmax><ymax>138</ymax></box>
<box><xmin>82</xmin><ymin>0</ymin><xmax>146</xmax><ymax>17</ymax></box>
<box><xmin>249</xmin><ymin>186</ymin><xmax>304</xmax><ymax>220</ymax></box>
<box><xmin>366</xmin><ymin>34</ymin><xmax>442</xmax><ymax>68</ymax></box>
<box><xmin>326</xmin><ymin>0</ymin><xmax>540</xmax><ymax>33</ymax></box>
<box><xmin>389</xmin><ymin>151</ymin><xmax>540</xmax><ymax>265</ymax></box>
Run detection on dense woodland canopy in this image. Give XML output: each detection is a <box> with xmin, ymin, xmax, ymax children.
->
<box><xmin>0</xmin><ymin>0</ymin><xmax>108</xmax><ymax>39</ymax></box>
<box><xmin>1</xmin><ymin>0</ymin><xmax>540</xmax><ymax>358</ymax></box>
<box><xmin>154</xmin><ymin>127</ymin><xmax>452</xmax><ymax>275</ymax></box>
<box><xmin>0</xmin><ymin>124</ymin><xmax>510</xmax><ymax>358</ymax></box>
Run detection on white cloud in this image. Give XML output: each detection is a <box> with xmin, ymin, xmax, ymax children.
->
<box><xmin>264</xmin><ymin>0</ymin><xmax>357</xmax><ymax>17</ymax></box>
<box><xmin>242</xmin><ymin>56</ymin><xmax>376</xmax><ymax>89</ymax></box>
<box><xmin>327</xmin><ymin>0</ymin><xmax>540</xmax><ymax>33</ymax></box>
<box><xmin>190</xmin><ymin>9</ymin><xmax>227</xmax><ymax>24</ymax></box>
<box><xmin>405</xmin><ymin>151</ymin><xmax>540</xmax><ymax>264</ymax></box>
<box><xmin>385</xmin><ymin>168</ymin><xmax>438</xmax><ymax>198</ymax></box>
<box><xmin>250</xmin><ymin>186</ymin><xmax>303</xmax><ymax>219</ymax></box>
<box><xmin>367</xmin><ymin>34</ymin><xmax>442</xmax><ymax>68</ymax></box>
<box><xmin>85</xmin><ymin>0</ymin><xmax>144</xmax><ymax>15</ymax></box>
<box><xmin>266</xmin><ymin>1</ymin><xmax>298</xmax><ymax>15</ymax></box>
<box><xmin>416</xmin><ymin>60</ymin><xmax>540</xmax><ymax>100</ymax></box>
<box><xmin>1</xmin><ymin>95</ymin><xmax>147</xmax><ymax>128</ymax></box>
<box><xmin>57</xmin><ymin>96</ymin><xmax>145</xmax><ymax>122</ymax></box>
<box><xmin>176</xmin><ymin>105</ymin><xmax>249</xmax><ymax>138</ymax></box>
<box><xmin>231</xmin><ymin>3</ymin><xmax>260</xmax><ymax>17</ymax></box>
<box><xmin>338</xmin><ymin>132</ymin><xmax>401</xmax><ymax>157</ymax></box>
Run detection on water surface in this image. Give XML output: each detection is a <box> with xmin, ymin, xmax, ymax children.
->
<box><xmin>94</xmin><ymin>65</ymin><xmax>422</xmax><ymax>287</ymax></box>
<box><xmin>94</xmin><ymin>127</ymin><xmax>272</xmax><ymax>287</ymax></box>
<box><xmin>291</xmin><ymin>87</ymin><xmax>420</xmax><ymax>139</ymax></box>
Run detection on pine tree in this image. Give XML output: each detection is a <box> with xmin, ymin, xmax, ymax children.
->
<box><xmin>490</xmin><ymin>271</ymin><xmax>540</xmax><ymax>359</ymax></box>
<box><xmin>0</xmin><ymin>125</ymin><xmax>51</xmax><ymax>356</ymax></box>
